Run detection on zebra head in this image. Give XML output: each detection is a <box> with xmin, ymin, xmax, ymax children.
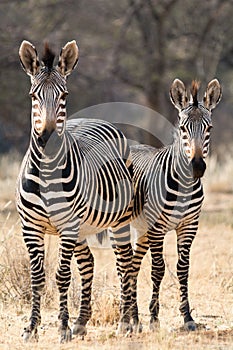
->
<box><xmin>170</xmin><ymin>79</ymin><xmax>222</xmax><ymax>178</ymax></box>
<box><xmin>19</xmin><ymin>40</ymin><xmax>79</xmax><ymax>148</ymax></box>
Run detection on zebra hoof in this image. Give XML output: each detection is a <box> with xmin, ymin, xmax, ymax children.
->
<box><xmin>184</xmin><ymin>321</ymin><xmax>196</xmax><ymax>331</ymax></box>
<box><xmin>116</xmin><ymin>322</ymin><xmax>133</xmax><ymax>336</ymax></box>
<box><xmin>149</xmin><ymin>319</ymin><xmax>160</xmax><ymax>332</ymax></box>
<box><xmin>132</xmin><ymin>321</ymin><xmax>143</xmax><ymax>333</ymax></box>
<box><xmin>60</xmin><ymin>327</ymin><xmax>72</xmax><ymax>343</ymax></box>
<box><xmin>22</xmin><ymin>327</ymin><xmax>39</xmax><ymax>342</ymax></box>
<box><xmin>72</xmin><ymin>323</ymin><xmax>87</xmax><ymax>338</ymax></box>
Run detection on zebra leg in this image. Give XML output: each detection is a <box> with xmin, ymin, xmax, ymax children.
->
<box><xmin>176</xmin><ymin>226</ymin><xmax>197</xmax><ymax>331</ymax></box>
<box><xmin>22</xmin><ymin>229</ymin><xmax>45</xmax><ymax>342</ymax></box>
<box><xmin>111</xmin><ymin>226</ymin><xmax>133</xmax><ymax>335</ymax></box>
<box><xmin>56</xmin><ymin>233</ymin><xmax>77</xmax><ymax>343</ymax></box>
<box><xmin>131</xmin><ymin>234</ymin><xmax>149</xmax><ymax>332</ymax></box>
<box><xmin>148</xmin><ymin>229</ymin><xmax>165</xmax><ymax>331</ymax></box>
<box><xmin>72</xmin><ymin>240</ymin><xmax>94</xmax><ymax>338</ymax></box>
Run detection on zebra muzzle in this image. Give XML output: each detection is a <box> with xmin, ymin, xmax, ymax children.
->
<box><xmin>38</xmin><ymin>128</ymin><xmax>55</xmax><ymax>148</ymax></box>
<box><xmin>191</xmin><ymin>157</ymin><xmax>206</xmax><ymax>178</ymax></box>
<box><xmin>38</xmin><ymin>129</ymin><xmax>62</xmax><ymax>157</ymax></box>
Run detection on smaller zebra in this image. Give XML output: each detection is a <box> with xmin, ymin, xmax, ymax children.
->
<box><xmin>128</xmin><ymin>78</ymin><xmax>222</xmax><ymax>332</ymax></box>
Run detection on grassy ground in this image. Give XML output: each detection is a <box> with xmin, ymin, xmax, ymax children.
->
<box><xmin>0</xmin><ymin>153</ymin><xmax>232</xmax><ymax>349</ymax></box>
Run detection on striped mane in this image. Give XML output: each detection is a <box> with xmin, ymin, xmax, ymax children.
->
<box><xmin>190</xmin><ymin>80</ymin><xmax>200</xmax><ymax>107</ymax></box>
<box><xmin>42</xmin><ymin>42</ymin><xmax>55</xmax><ymax>71</ymax></box>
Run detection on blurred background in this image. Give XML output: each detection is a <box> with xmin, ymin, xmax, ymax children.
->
<box><xmin>0</xmin><ymin>3</ymin><xmax>232</xmax><ymax>341</ymax></box>
<box><xmin>0</xmin><ymin>0</ymin><xmax>233</xmax><ymax>155</ymax></box>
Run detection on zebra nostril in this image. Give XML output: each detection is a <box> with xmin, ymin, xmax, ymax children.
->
<box><xmin>191</xmin><ymin>157</ymin><xmax>206</xmax><ymax>178</ymax></box>
<box><xmin>38</xmin><ymin>129</ymin><xmax>62</xmax><ymax>156</ymax></box>
<box><xmin>38</xmin><ymin>129</ymin><xmax>54</xmax><ymax>148</ymax></box>
<box><xmin>38</xmin><ymin>136</ymin><xmax>46</xmax><ymax>148</ymax></box>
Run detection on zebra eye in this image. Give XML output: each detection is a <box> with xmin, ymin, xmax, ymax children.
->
<box><xmin>61</xmin><ymin>91</ymin><xmax>68</xmax><ymax>100</ymax></box>
<box><xmin>29</xmin><ymin>93</ymin><xmax>37</xmax><ymax>101</ymax></box>
<box><xmin>206</xmin><ymin>125</ymin><xmax>212</xmax><ymax>132</ymax></box>
<box><xmin>180</xmin><ymin>125</ymin><xmax>186</xmax><ymax>132</ymax></box>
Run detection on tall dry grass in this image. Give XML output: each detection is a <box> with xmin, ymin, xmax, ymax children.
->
<box><xmin>205</xmin><ymin>149</ymin><xmax>233</xmax><ymax>194</ymax></box>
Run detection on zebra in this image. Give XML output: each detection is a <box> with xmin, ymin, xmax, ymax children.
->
<box><xmin>75</xmin><ymin>78</ymin><xmax>222</xmax><ymax>333</ymax></box>
<box><xmin>127</xmin><ymin>78</ymin><xmax>222</xmax><ymax>332</ymax></box>
<box><xmin>16</xmin><ymin>40</ymin><xmax>135</xmax><ymax>342</ymax></box>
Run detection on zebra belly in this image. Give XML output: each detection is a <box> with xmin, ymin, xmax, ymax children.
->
<box><xmin>79</xmin><ymin>222</ymin><xmax>107</xmax><ymax>238</ymax></box>
<box><xmin>130</xmin><ymin>206</ymin><xmax>181</xmax><ymax>239</ymax></box>
<box><xmin>80</xmin><ymin>201</ymin><xmax>133</xmax><ymax>236</ymax></box>
<box><xmin>130</xmin><ymin>212</ymin><xmax>148</xmax><ymax>244</ymax></box>
<box><xmin>138</xmin><ymin>193</ymin><xmax>202</xmax><ymax>235</ymax></box>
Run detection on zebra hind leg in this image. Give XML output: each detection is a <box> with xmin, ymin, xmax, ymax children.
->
<box><xmin>22</xmin><ymin>232</ymin><xmax>45</xmax><ymax>342</ymax></box>
<box><xmin>22</xmin><ymin>290</ymin><xmax>43</xmax><ymax>342</ymax></box>
<box><xmin>72</xmin><ymin>240</ymin><xmax>94</xmax><ymax>338</ymax></box>
<box><xmin>176</xmin><ymin>228</ymin><xmax>197</xmax><ymax>331</ymax></box>
<box><xmin>111</xmin><ymin>227</ymin><xmax>134</xmax><ymax>335</ymax></box>
<box><xmin>131</xmin><ymin>235</ymin><xmax>149</xmax><ymax>333</ymax></box>
<box><xmin>148</xmin><ymin>230</ymin><xmax>165</xmax><ymax>331</ymax></box>
<box><xmin>56</xmin><ymin>234</ymin><xmax>77</xmax><ymax>343</ymax></box>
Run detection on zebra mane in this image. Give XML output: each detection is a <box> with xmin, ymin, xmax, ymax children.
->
<box><xmin>190</xmin><ymin>80</ymin><xmax>200</xmax><ymax>107</ymax></box>
<box><xmin>42</xmin><ymin>42</ymin><xmax>55</xmax><ymax>71</ymax></box>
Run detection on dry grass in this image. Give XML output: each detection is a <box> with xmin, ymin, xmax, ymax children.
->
<box><xmin>0</xmin><ymin>151</ymin><xmax>232</xmax><ymax>349</ymax></box>
<box><xmin>204</xmin><ymin>144</ymin><xmax>233</xmax><ymax>194</ymax></box>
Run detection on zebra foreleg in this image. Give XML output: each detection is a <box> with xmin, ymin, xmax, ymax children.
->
<box><xmin>22</xmin><ymin>231</ymin><xmax>45</xmax><ymax>342</ymax></box>
<box><xmin>56</xmin><ymin>234</ymin><xmax>77</xmax><ymax>343</ymax></box>
<box><xmin>131</xmin><ymin>235</ymin><xmax>149</xmax><ymax>333</ymax></box>
<box><xmin>148</xmin><ymin>230</ymin><xmax>165</xmax><ymax>331</ymax></box>
<box><xmin>176</xmin><ymin>228</ymin><xmax>197</xmax><ymax>331</ymax></box>
<box><xmin>111</xmin><ymin>228</ymin><xmax>133</xmax><ymax>335</ymax></box>
<box><xmin>72</xmin><ymin>240</ymin><xmax>94</xmax><ymax>338</ymax></box>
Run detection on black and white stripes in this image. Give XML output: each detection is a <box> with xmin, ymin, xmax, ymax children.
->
<box><xmin>129</xmin><ymin>79</ymin><xmax>222</xmax><ymax>331</ymax></box>
<box><xmin>74</xmin><ymin>78</ymin><xmax>221</xmax><ymax>334</ymax></box>
<box><xmin>16</xmin><ymin>39</ymin><xmax>222</xmax><ymax>340</ymax></box>
<box><xmin>16</xmin><ymin>40</ymin><xmax>134</xmax><ymax>342</ymax></box>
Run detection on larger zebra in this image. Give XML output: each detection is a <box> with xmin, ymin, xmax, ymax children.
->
<box><xmin>16</xmin><ymin>40</ymin><xmax>134</xmax><ymax>342</ymax></box>
<box><xmin>76</xmin><ymin>78</ymin><xmax>222</xmax><ymax>332</ymax></box>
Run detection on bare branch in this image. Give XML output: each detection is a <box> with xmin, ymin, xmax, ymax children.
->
<box><xmin>195</xmin><ymin>0</ymin><xmax>229</xmax><ymax>56</ymax></box>
<box><xmin>112</xmin><ymin>0</ymin><xmax>142</xmax><ymax>70</ymax></box>
<box><xmin>147</xmin><ymin>0</ymin><xmax>179</xmax><ymax>21</ymax></box>
<box><xmin>127</xmin><ymin>0</ymin><xmax>152</xmax><ymax>46</ymax></box>
<box><xmin>111</xmin><ymin>0</ymin><xmax>145</xmax><ymax>89</ymax></box>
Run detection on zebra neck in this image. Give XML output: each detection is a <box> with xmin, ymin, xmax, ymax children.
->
<box><xmin>171</xmin><ymin>141</ymin><xmax>199</xmax><ymax>186</ymax></box>
<box><xmin>29</xmin><ymin>130</ymin><xmax>67</xmax><ymax>166</ymax></box>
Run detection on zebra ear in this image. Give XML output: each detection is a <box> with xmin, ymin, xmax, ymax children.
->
<box><xmin>19</xmin><ymin>40</ymin><xmax>40</xmax><ymax>76</ymax></box>
<box><xmin>203</xmin><ymin>79</ymin><xmax>222</xmax><ymax>111</ymax></box>
<box><xmin>170</xmin><ymin>79</ymin><xmax>189</xmax><ymax>111</ymax></box>
<box><xmin>57</xmin><ymin>40</ymin><xmax>79</xmax><ymax>77</ymax></box>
